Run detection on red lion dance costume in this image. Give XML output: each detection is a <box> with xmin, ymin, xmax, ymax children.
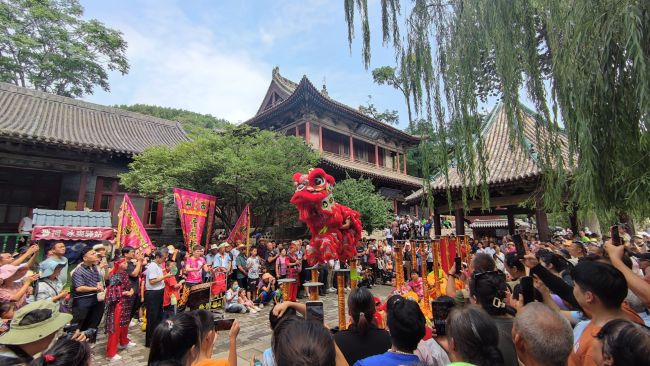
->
<box><xmin>290</xmin><ymin>168</ymin><xmax>363</xmax><ymax>265</ymax></box>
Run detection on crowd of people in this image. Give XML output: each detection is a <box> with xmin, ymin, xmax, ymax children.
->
<box><xmin>0</xmin><ymin>219</ymin><xmax>649</xmax><ymax>366</ymax></box>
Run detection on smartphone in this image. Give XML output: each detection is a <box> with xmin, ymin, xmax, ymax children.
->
<box><xmin>611</xmin><ymin>225</ymin><xmax>622</xmax><ymax>246</ymax></box>
<box><xmin>214</xmin><ymin>318</ymin><xmax>235</xmax><ymax>331</ymax></box>
<box><xmin>454</xmin><ymin>256</ymin><xmax>462</xmax><ymax>273</ymax></box>
<box><xmin>431</xmin><ymin>298</ymin><xmax>455</xmax><ymax>336</ymax></box>
<box><xmin>520</xmin><ymin>276</ymin><xmax>535</xmax><ymax>305</ymax></box>
<box><xmin>513</xmin><ymin>235</ymin><xmax>526</xmax><ymax>259</ymax></box>
<box><xmin>306</xmin><ymin>301</ymin><xmax>324</xmax><ymax>323</ymax></box>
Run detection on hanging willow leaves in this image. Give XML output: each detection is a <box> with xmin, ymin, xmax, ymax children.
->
<box><xmin>344</xmin><ymin>0</ymin><xmax>650</xmax><ymax>220</ymax></box>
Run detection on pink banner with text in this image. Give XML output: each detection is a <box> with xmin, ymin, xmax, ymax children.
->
<box><xmin>116</xmin><ymin>194</ymin><xmax>154</xmax><ymax>250</ymax></box>
<box><xmin>173</xmin><ymin>188</ymin><xmax>217</xmax><ymax>250</ymax></box>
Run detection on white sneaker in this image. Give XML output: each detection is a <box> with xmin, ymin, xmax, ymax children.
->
<box><xmin>108</xmin><ymin>354</ymin><xmax>122</xmax><ymax>363</ymax></box>
<box><xmin>250</xmin><ymin>309</ymin><xmax>258</xmax><ymax>314</ymax></box>
<box><xmin>258</xmin><ymin>303</ymin><xmax>265</xmax><ymax>308</ymax></box>
<box><xmin>118</xmin><ymin>342</ymin><xmax>136</xmax><ymax>350</ymax></box>
<box><xmin>254</xmin><ymin>306</ymin><xmax>262</xmax><ymax>311</ymax></box>
<box><xmin>129</xmin><ymin>319</ymin><xmax>136</xmax><ymax>327</ymax></box>
<box><xmin>327</xmin><ymin>287</ymin><xmax>336</xmax><ymax>293</ymax></box>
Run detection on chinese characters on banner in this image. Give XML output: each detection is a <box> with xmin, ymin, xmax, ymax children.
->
<box><xmin>116</xmin><ymin>194</ymin><xmax>155</xmax><ymax>251</ymax></box>
<box><xmin>31</xmin><ymin>226</ymin><xmax>113</xmax><ymax>241</ymax></box>
<box><xmin>173</xmin><ymin>188</ymin><xmax>217</xmax><ymax>250</ymax></box>
<box><xmin>226</xmin><ymin>204</ymin><xmax>250</xmax><ymax>252</ymax></box>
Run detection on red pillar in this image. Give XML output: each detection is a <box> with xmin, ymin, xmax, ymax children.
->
<box><xmin>305</xmin><ymin>121</ymin><xmax>310</xmax><ymax>144</ymax></box>
<box><xmin>76</xmin><ymin>172</ymin><xmax>87</xmax><ymax>210</ymax></box>
<box><xmin>374</xmin><ymin>144</ymin><xmax>379</xmax><ymax>167</ymax></box>
<box><xmin>318</xmin><ymin>125</ymin><xmax>323</xmax><ymax>152</ymax></box>
<box><xmin>403</xmin><ymin>152</ymin><xmax>407</xmax><ymax>174</ymax></box>
<box><xmin>349</xmin><ymin>136</ymin><xmax>354</xmax><ymax>161</ymax></box>
<box><xmin>295</xmin><ymin>125</ymin><xmax>299</xmax><ymax>137</ymax></box>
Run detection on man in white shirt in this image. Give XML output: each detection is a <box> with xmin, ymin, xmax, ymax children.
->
<box><xmin>144</xmin><ymin>249</ymin><xmax>170</xmax><ymax>347</ymax></box>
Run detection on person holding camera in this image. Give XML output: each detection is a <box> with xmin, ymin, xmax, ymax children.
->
<box><xmin>193</xmin><ymin>310</ymin><xmax>240</xmax><ymax>366</ymax></box>
<box><xmin>0</xmin><ymin>299</ymin><xmax>86</xmax><ymax>365</ymax></box>
<box><xmin>0</xmin><ymin>265</ymin><xmax>38</xmax><ymax>309</ymax></box>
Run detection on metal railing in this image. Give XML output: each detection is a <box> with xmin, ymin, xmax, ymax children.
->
<box><xmin>0</xmin><ymin>233</ymin><xmax>30</xmax><ymax>253</ymax></box>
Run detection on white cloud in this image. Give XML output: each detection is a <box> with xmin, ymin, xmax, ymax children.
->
<box><xmin>83</xmin><ymin>1</ymin><xmax>271</xmax><ymax>123</ymax></box>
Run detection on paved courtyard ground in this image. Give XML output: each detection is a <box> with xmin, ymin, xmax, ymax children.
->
<box><xmin>91</xmin><ymin>284</ymin><xmax>394</xmax><ymax>365</ymax></box>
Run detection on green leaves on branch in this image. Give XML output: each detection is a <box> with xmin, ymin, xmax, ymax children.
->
<box><xmin>344</xmin><ymin>0</ymin><xmax>650</xmax><ymax>220</ymax></box>
<box><xmin>333</xmin><ymin>176</ymin><xmax>393</xmax><ymax>233</ymax></box>
<box><xmin>0</xmin><ymin>0</ymin><xmax>129</xmax><ymax>97</ymax></box>
<box><xmin>358</xmin><ymin>95</ymin><xmax>399</xmax><ymax>125</ymax></box>
<box><xmin>119</xmin><ymin>126</ymin><xmax>320</xmax><ymax>229</ymax></box>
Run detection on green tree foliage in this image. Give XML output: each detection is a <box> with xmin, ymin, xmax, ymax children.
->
<box><xmin>119</xmin><ymin>125</ymin><xmax>320</xmax><ymax>229</ymax></box>
<box><xmin>358</xmin><ymin>95</ymin><xmax>399</xmax><ymax>125</ymax></box>
<box><xmin>333</xmin><ymin>176</ymin><xmax>393</xmax><ymax>233</ymax></box>
<box><xmin>371</xmin><ymin>66</ymin><xmax>414</xmax><ymax>128</ymax></box>
<box><xmin>116</xmin><ymin>104</ymin><xmax>231</xmax><ymax>138</ymax></box>
<box><xmin>0</xmin><ymin>0</ymin><xmax>129</xmax><ymax>97</ymax></box>
<box><xmin>344</xmin><ymin>0</ymin><xmax>650</xmax><ymax>220</ymax></box>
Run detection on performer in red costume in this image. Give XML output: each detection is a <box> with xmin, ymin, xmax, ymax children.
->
<box><xmin>290</xmin><ymin>168</ymin><xmax>363</xmax><ymax>265</ymax></box>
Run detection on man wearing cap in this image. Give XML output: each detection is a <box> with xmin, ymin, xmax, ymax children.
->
<box><xmin>205</xmin><ymin>243</ymin><xmax>219</xmax><ymax>268</ymax></box>
<box><xmin>213</xmin><ymin>243</ymin><xmax>232</xmax><ymax>274</ymax></box>
<box><xmin>0</xmin><ymin>299</ymin><xmax>74</xmax><ymax>365</ymax></box>
<box><xmin>70</xmin><ymin>247</ymin><xmax>104</xmax><ymax>340</ymax></box>
<box><xmin>93</xmin><ymin>244</ymin><xmax>109</xmax><ymax>283</ymax></box>
<box><xmin>39</xmin><ymin>242</ymin><xmax>68</xmax><ymax>287</ymax></box>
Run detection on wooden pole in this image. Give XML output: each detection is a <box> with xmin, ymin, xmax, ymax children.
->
<box><xmin>464</xmin><ymin>236</ymin><xmax>472</xmax><ymax>268</ymax></box>
<box><xmin>246</xmin><ymin>205</ymin><xmax>251</xmax><ymax>256</ymax></box>
<box><xmin>310</xmin><ymin>268</ymin><xmax>319</xmax><ymax>301</ymax></box>
<box><xmin>410</xmin><ymin>241</ymin><xmax>417</xmax><ymax>276</ymax></box>
<box><xmin>432</xmin><ymin>239</ymin><xmax>441</xmax><ymax>294</ymax></box>
<box><xmin>350</xmin><ymin>259</ymin><xmax>357</xmax><ymax>289</ymax></box>
<box><xmin>420</xmin><ymin>241</ymin><xmax>430</xmax><ymax>313</ymax></box>
<box><xmin>395</xmin><ymin>242</ymin><xmax>404</xmax><ymax>288</ymax></box>
<box><xmin>336</xmin><ymin>271</ymin><xmax>347</xmax><ymax>330</ymax></box>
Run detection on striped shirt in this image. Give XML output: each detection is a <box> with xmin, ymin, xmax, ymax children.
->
<box><xmin>72</xmin><ymin>264</ymin><xmax>100</xmax><ymax>306</ymax></box>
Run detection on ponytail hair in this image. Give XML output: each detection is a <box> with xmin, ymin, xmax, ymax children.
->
<box><xmin>29</xmin><ymin>338</ymin><xmax>91</xmax><ymax>366</ymax></box>
<box><xmin>357</xmin><ymin>311</ymin><xmax>369</xmax><ymax>335</ymax></box>
<box><xmin>347</xmin><ymin>288</ymin><xmax>375</xmax><ymax>335</ymax></box>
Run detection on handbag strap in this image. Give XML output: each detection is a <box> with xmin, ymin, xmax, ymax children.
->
<box><xmin>36</xmin><ymin>279</ymin><xmax>59</xmax><ymax>301</ymax></box>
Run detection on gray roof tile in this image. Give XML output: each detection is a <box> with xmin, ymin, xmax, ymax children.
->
<box><xmin>0</xmin><ymin>82</ymin><xmax>190</xmax><ymax>154</ymax></box>
<box><xmin>32</xmin><ymin>209</ymin><xmax>112</xmax><ymax>227</ymax></box>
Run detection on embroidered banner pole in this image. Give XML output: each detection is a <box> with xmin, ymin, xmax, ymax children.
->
<box><xmin>226</xmin><ymin>204</ymin><xmax>250</xmax><ymax>247</ymax></box>
<box><xmin>173</xmin><ymin>188</ymin><xmax>217</xmax><ymax>251</ymax></box>
<box><xmin>116</xmin><ymin>194</ymin><xmax>154</xmax><ymax>250</ymax></box>
<box><xmin>205</xmin><ymin>199</ymin><xmax>217</xmax><ymax>250</ymax></box>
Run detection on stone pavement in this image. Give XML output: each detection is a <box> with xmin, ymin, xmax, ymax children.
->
<box><xmin>91</xmin><ymin>284</ymin><xmax>394</xmax><ymax>366</ymax></box>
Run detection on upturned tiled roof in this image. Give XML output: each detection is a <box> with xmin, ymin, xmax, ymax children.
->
<box><xmin>0</xmin><ymin>82</ymin><xmax>190</xmax><ymax>154</ymax></box>
<box><xmin>406</xmin><ymin>103</ymin><xmax>570</xmax><ymax>201</ymax></box>
<box><xmin>320</xmin><ymin>151</ymin><xmax>423</xmax><ymax>188</ymax></box>
<box><xmin>248</xmin><ymin>68</ymin><xmax>420</xmax><ymax>145</ymax></box>
<box><xmin>32</xmin><ymin>209</ymin><xmax>112</xmax><ymax>227</ymax></box>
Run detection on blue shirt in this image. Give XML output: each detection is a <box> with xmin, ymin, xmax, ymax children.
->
<box><xmin>214</xmin><ymin>253</ymin><xmax>232</xmax><ymax>271</ymax></box>
<box><xmin>354</xmin><ymin>351</ymin><xmax>420</xmax><ymax>366</ymax></box>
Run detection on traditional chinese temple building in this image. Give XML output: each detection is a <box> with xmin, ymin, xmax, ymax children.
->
<box><xmin>246</xmin><ymin>67</ymin><xmax>424</xmax><ymax>215</ymax></box>
<box><xmin>0</xmin><ymin>82</ymin><xmax>189</xmax><ymax>243</ymax></box>
<box><xmin>406</xmin><ymin>103</ymin><xmax>570</xmax><ymax>241</ymax></box>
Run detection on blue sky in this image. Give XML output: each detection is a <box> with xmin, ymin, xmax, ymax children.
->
<box><xmin>81</xmin><ymin>0</ymin><xmax>418</xmax><ymax>126</ymax></box>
